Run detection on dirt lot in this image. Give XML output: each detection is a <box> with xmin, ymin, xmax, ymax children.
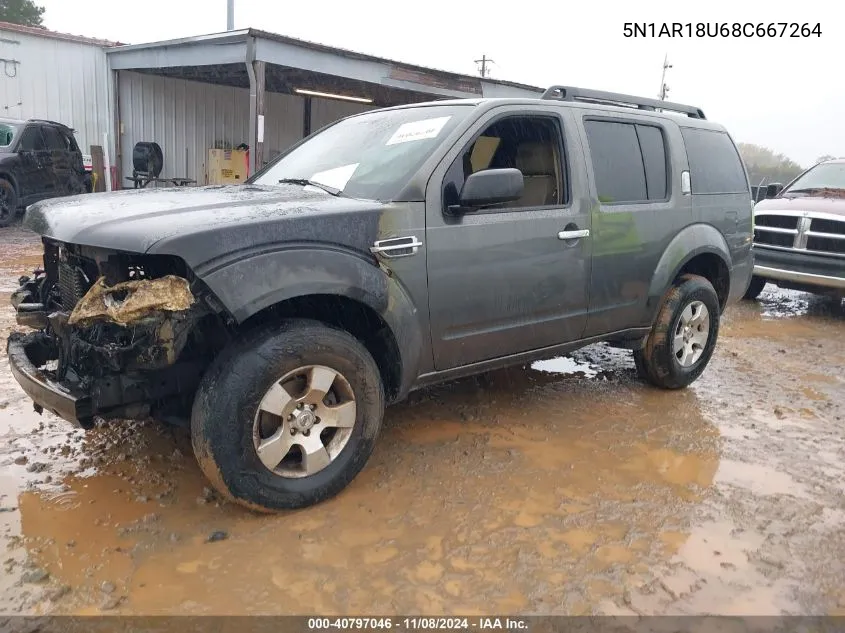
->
<box><xmin>0</xmin><ymin>223</ymin><xmax>843</xmax><ymax>616</ymax></box>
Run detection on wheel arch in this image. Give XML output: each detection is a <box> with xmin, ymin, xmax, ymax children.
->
<box><xmin>646</xmin><ymin>224</ymin><xmax>732</xmax><ymax>321</ymax></box>
<box><xmin>198</xmin><ymin>248</ymin><xmax>424</xmax><ymax>403</ymax></box>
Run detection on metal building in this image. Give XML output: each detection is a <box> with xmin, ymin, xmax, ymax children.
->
<box><xmin>2</xmin><ymin>22</ymin><xmax>545</xmax><ymax>189</ymax></box>
<box><xmin>0</xmin><ymin>21</ymin><xmax>116</xmax><ymax>160</ymax></box>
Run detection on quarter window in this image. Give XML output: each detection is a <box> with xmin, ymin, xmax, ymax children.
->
<box><xmin>584</xmin><ymin>119</ymin><xmax>669</xmax><ymax>204</ymax></box>
<box><xmin>42</xmin><ymin>126</ymin><xmax>66</xmax><ymax>151</ymax></box>
<box><xmin>681</xmin><ymin>128</ymin><xmax>748</xmax><ymax>194</ymax></box>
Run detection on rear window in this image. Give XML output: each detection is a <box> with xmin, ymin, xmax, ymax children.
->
<box><xmin>681</xmin><ymin>128</ymin><xmax>748</xmax><ymax>194</ymax></box>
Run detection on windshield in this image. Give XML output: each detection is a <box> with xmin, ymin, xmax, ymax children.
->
<box><xmin>0</xmin><ymin>123</ymin><xmax>18</xmax><ymax>148</ymax></box>
<box><xmin>253</xmin><ymin>105</ymin><xmax>473</xmax><ymax>200</ymax></box>
<box><xmin>782</xmin><ymin>162</ymin><xmax>845</xmax><ymax>196</ymax></box>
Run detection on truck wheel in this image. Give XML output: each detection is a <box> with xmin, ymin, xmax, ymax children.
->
<box><xmin>633</xmin><ymin>274</ymin><xmax>720</xmax><ymax>390</ymax></box>
<box><xmin>742</xmin><ymin>275</ymin><xmax>767</xmax><ymax>300</ymax></box>
<box><xmin>0</xmin><ymin>179</ymin><xmax>18</xmax><ymax>228</ymax></box>
<box><xmin>191</xmin><ymin>319</ymin><xmax>385</xmax><ymax>512</ymax></box>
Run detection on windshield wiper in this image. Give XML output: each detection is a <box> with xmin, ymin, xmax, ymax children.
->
<box><xmin>278</xmin><ymin>178</ymin><xmax>343</xmax><ymax>196</ymax></box>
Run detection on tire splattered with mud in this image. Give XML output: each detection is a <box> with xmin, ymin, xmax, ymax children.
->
<box><xmin>634</xmin><ymin>274</ymin><xmax>720</xmax><ymax>390</ymax></box>
<box><xmin>191</xmin><ymin>319</ymin><xmax>384</xmax><ymax>512</ymax></box>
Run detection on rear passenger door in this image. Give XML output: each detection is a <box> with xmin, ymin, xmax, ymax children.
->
<box><xmin>426</xmin><ymin>106</ymin><xmax>592</xmax><ymax>370</ymax></box>
<box><xmin>578</xmin><ymin>114</ymin><xmax>690</xmax><ymax>337</ymax></box>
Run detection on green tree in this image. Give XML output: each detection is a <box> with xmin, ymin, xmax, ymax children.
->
<box><xmin>0</xmin><ymin>0</ymin><xmax>45</xmax><ymax>27</ymax></box>
<box><xmin>738</xmin><ymin>143</ymin><xmax>804</xmax><ymax>187</ymax></box>
<box><xmin>815</xmin><ymin>154</ymin><xmax>837</xmax><ymax>164</ymax></box>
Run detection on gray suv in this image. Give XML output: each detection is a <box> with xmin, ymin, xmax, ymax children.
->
<box><xmin>7</xmin><ymin>86</ymin><xmax>753</xmax><ymax>512</ymax></box>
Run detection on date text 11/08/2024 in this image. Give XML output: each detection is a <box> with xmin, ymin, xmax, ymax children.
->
<box><xmin>623</xmin><ymin>22</ymin><xmax>822</xmax><ymax>38</ymax></box>
<box><xmin>308</xmin><ymin>618</ymin><xmax>529</xmax><ymax>630</ymax></box>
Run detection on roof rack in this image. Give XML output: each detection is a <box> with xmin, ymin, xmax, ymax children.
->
<box><xmin>541</xmin><ymin>85</ymin><xmax>706</xmax><ymax>120</ymax></box>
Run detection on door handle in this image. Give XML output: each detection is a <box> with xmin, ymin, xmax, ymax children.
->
<box><xmin>370</xmin><ymin>236</ymin><xmax>423</xmax><ymax>258</ymax></box>
<box><xmin>558</xmin><ymin>229</ymin><xmax>590</xmax><ymax>240</ymax></box>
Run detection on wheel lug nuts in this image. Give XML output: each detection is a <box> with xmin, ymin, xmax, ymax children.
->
<box><xmin>303</xmin><ymin>430</ymin><xmax>310</xmax><ymax>436</ymax></box>
<box><xmin>290</xmin><ymin>428</ymin><xmax>296</xmax><ymax>435</ymax></box>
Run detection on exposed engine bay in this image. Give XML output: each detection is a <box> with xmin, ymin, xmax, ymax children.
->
<box><xmin>9</xmin><ymin>239</ymin><xmax>229</xmax><ymax>428</ymax></box>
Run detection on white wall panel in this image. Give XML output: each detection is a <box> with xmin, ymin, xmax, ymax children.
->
<box><xmin>119</xmin><ymin>71</ymin><xmax>308</xmax><ymax>183</ymax></box>
<box><xmin>0</xmin><ymin>28</ymin><xmax>112</xmax><ymax>156</ymax></box>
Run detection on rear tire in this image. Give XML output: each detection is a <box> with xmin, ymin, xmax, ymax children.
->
<box><xmin>633</xmin><ymin>274</ymin><xmax>720</xmax><ymax>390</ymax></box>
<box><xmin>742</xmin><ymin>275</ymin><xmax>767</xmax><ymax>300</ymax></box>
<box><xmin>0</xmin><ymin>178</ymin><xmax>18</xmax><ymax>228</ymax></box>
<box><xmin>191</xmin><ymin>319</ymin><xmax>384</xmax><ymax>512</ymax></box>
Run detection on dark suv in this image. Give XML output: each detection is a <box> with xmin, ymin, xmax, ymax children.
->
<box><xmin>745</xmin><ymin>159</ymin><xmax>845</xmax><ymax>299</ymax></box>
<box><xmin>7</xmin><ymin>86</ymin><xmax>753</xmax><ymax>512</ymax></box>
<box><xmin>0</xmin><ymin>118</ymin><xmax>86</xmax><ymax>227</ymax></box>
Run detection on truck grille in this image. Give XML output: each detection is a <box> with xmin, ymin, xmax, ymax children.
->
<box><xmin>754</xmin><ymin>212</ymin><xmax>845</xmax><ymax>257</ymax></box>
<box><xmin>57</xmin><ymin>261</ymin><xmax>91</xmax><ymax>310</ymax></box>
<box><xmin>754</xmin><ymin>215</ymin><xmax>798</xmax><ymax>248</ymax></box>
<box><xmin>806</xmin><ymin>218</ymin><xmax>845</xmax><ymax>255</ymax></box>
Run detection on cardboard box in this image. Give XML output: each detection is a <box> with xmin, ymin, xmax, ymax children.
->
<box><xmin>206</xmin><ymin>149</ymin><xmax>249</xmax><ymax>185</ymax></box>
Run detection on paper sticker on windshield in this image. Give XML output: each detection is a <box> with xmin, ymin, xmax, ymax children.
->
<box><xmin>310</xmin><ymin>163</ymin><xmax>359</xmax><ymax>191</ymax></box>
<box><xmin>386</xmin><ymin>116</ymin><xmax>451</xmax><ymax>146</ymax></box>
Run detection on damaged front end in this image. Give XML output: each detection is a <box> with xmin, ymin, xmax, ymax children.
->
<box><xmin>7</xmin><ymin>240</ymin><xmax>228</xmax><ymax>429</ymax></box>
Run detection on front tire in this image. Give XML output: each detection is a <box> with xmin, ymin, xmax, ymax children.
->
<box><xmin>742</xmin><ymin>275</ymin><xmax>767</xmax><ymax>300</ymax></box>
<box><xmin>633</xmin><ymin>274</ymin><xmax>720</xmax><ymax>390</ymax></box>
<box><xmin>0</xmin><ymin>178</ymin><xmax>18</xmax><ymax>228</ymax></box>
<box><xmin>191</xmin><ymin>319</ymin><xmax>385</xmax><ymax>512</ymax></box>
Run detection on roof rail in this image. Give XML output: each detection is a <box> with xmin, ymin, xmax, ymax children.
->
<box><xmin>541</xmin><ymin>85</ymin><xmax>706</xmax><ymax>119</ymax></box>
<box><xmin>27</xmin><ymin>118</ymin><xmax>72</xmax><ymax>129</ymax></box>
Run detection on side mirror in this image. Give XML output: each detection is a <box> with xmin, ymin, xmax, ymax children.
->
<box><xmin>766</xmin><ymin>183</ymin><xmax>783</xmax><ymax>198</ymax></box>
<box><xmin>454</xmin><ymin>168</ymin><xmax>523</xmax><ymax>212</ymax></box>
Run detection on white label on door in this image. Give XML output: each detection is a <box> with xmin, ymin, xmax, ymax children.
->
<box><xmin>385</xmin><ymin>116</ymin><xmax>451</xmax><ymax>146</ymax></box>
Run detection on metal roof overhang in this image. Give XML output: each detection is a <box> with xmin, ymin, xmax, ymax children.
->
<box><xmin>106</xmin><ymin>28</ymin><xmax>542</xmax><ymax>105</ymax></box>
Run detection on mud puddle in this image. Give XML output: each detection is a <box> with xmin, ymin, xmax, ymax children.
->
<box><xmin>1</xmin><ymin>225</ymin><xmax>844</xmax><ymax>615</ymax></box>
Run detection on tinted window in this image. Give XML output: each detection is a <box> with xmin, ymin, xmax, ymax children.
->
<box><xmin>585</xmin><ymin>120</ymin><xmax>671</xmax><ymax>204</ymax></box>
<box><xmin>18</xmin><ymin>126</ymin><xmax>46</xmax><ymax>151</ymax></box>
<box><xmin>442</xmin><ymin>115</ymin><xmax>566</xmax><ymax>210</ymax></box>
<box><xmin>636</xmin><ymin>124</ymin><xmax>668</xmax><ymax>199</ymax></box>
<box><xmin>585</xmin><ymin>120</ymin><xmax>646</xmax><ymax>203</ymax></box>
<box><xmin>681</xmin><ymin>128</ymin><xmax>748</xmax><ymax>194</ymax></box>
<box><xmin>42</xmin><ymin>126</ymin><xmax>66</xmax><ymax>151</ymax></box>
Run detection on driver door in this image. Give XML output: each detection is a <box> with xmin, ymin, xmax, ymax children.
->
<box><xmin>425</xmin><ymin>107</ymin><xmax>592</xmax><ymax>370</ymax></box>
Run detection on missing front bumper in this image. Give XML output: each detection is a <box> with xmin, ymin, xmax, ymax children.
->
<box><xmin>7</xmin><ymin>331</ymin><xmax>94</xmax><ymax>427</ymax></box>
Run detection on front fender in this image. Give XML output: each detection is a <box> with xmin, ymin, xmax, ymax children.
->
<box><xmin>646</xmin><ymin>224</ymin><xmax>731</xmax><ymax>320</ymax></box>
<box><xmin>197</xmin><ymin>245</ymin><xmax>423</xmax><ymax>397</ymax></box>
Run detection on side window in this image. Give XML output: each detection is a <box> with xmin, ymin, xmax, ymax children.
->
<box><xmin>42</xmin><ymin>126</ymin><xmax>66</xmax><ymax>151</ymax></box>
<box><xmin>584</xmin><ymin>119</ymin><xmax>669</xmax><ymax>204</ymax></box>
<box><xmin>18</xmin><ymin>126</ymin><xmax>46</xmax><ymax>152</ymax></box>
<box><xmin>681</xmin><ymin>128</ymin><xmax>747</xmax><ymax>194</ymax></box>
<box><xmin>636</xmin><ymin>125</ymin><xmax>668</xmax><ymax>200</ymax></box>
<box><xmin>443</xmin><ymin>115</ymin><xmax>566</xmax><ymax>210</ymax></box>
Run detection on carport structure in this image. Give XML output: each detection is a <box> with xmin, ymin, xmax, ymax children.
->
<box><xmin>105</xmin><ymin>29</ymin><xmax>543</xmax><ymax>184</ymax></box>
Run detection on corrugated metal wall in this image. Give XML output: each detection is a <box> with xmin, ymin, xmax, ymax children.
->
<box><xmin>0</xmin><ymin>28</ymin><xmax>112</xmax><ymax>156</ymax></box>
<box><xmin>118</xmin><ymin>71</ymin><xmax>373</xmax><ymax>185</ymax></box>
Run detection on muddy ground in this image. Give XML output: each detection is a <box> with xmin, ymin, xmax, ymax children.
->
<box><xmin>0</xmin><ymin>223</ymin><xmax>843</xmax><ymax>616</ymax></box>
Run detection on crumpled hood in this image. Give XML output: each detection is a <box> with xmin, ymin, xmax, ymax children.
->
<box><xmin>755</xmin><ymin>195</ymin><xmax>845</xmax><ymax>216</ymax></box>
<box><xmin>23</xmin><ymin>184</ymin><xmax>383</xmax><ymax>267</ymax></box>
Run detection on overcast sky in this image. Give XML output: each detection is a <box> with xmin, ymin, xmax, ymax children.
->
<box><xmin>39</xmin><ymin>0</ymin><xmax>839</xmax><ymax>167</ymax></box>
